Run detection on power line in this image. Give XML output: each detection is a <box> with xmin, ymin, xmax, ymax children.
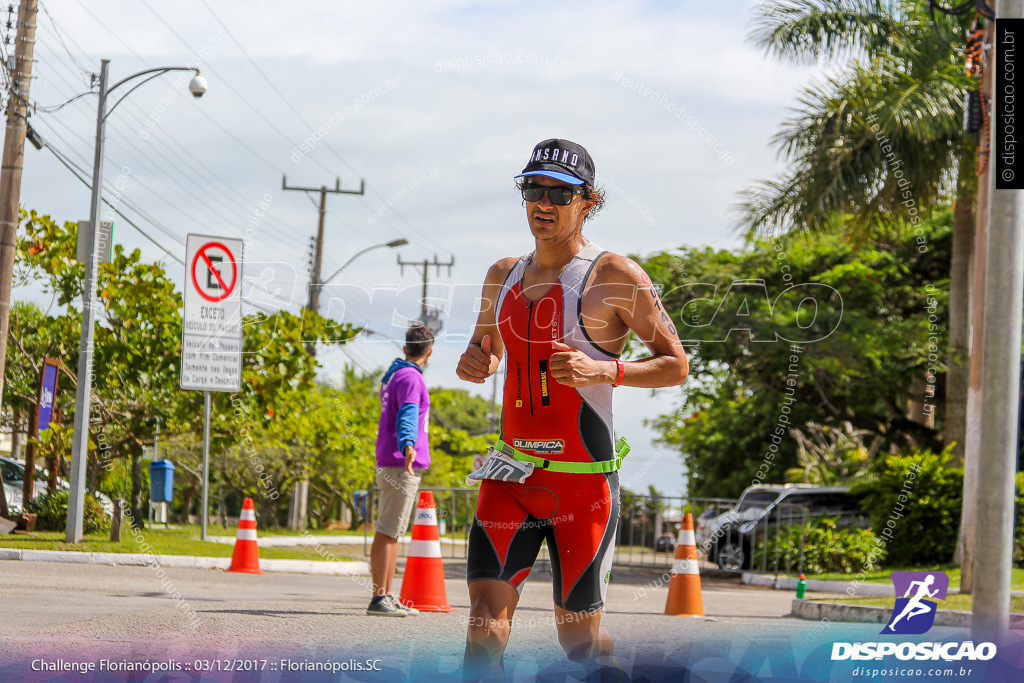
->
<box><xmin>28</xmin><ymin>4</ymin><xmax>420</xmax><ymax>344</ymax></box>
<box><xmin>30</xmin><ymin>23</ymin><xmax>305</xmax><ymax>264</ymax></box>
<box><xmin>39</xmin><ymin>123</ymin><xmax>372</xmax><ymax>369</ymax></box>
<box><xmin>180</xmin><ymin>0</ymin><xmax>463</xmax><ymax>267</ymax></box>
<box><xmin>37</xmin><ymin>0</ymin><xmax>91</xmax><ymax>75</ymax></box>
<box><xmin>140</xmin><ymin>0</ymin><xmax>344</xmax><ymax>181</ymax></box>
<box><xmin>38</xmin><ymin>135</ymin><xmax>183</xmax><ymax>262</ymax></box>
<box><xmin>30</xmin><ymin>115</ymin><xmax>187</xmax><ymax>249</ymax></box>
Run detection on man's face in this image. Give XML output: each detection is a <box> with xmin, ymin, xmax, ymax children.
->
<box><xmin>523</xmin><ymin>175</ymin><xmax>593</xmax><ymax>241</ymax></box>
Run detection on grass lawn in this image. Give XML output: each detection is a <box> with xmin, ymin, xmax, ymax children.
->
<box><xmin>0</xmin><ymin>525</ymin><xmax>360</xmax><ymax>561</ymax></box>
<box><xmin>819</xmin><ymin>594</ymin><xmax>1024</xmax><ymax>613</ymax></box>
<box><xmin>801</xmin><ymin>566</ymin><xmax>1024</xmax><ymax>591</ymax></box>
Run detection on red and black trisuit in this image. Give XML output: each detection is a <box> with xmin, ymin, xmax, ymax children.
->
<box><xmin>468</xmin><ymin>242</ymin><xmax>622</xmax><ymax>613</ymax></box>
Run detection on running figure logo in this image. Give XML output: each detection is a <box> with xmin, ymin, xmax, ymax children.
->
<box><xmin>882</xmin><ymin>571</ymin><xmax>949</xmax><ymax>635</ymax></box>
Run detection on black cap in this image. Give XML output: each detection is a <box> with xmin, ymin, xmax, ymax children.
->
<box><xmin>515</xmin><ymin>138</ymin><xmax>595</xmax><ymax>186</ymax></box>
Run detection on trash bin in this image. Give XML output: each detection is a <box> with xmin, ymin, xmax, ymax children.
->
<box><xmin>353</xmin><ymin>490</ymin><xmax>367</xmax><ymax>518</ymax></box>
<box><xmin>149</xmin><ymin>460</ymin><xmax>175</xmax><ymax>504</ymax></box>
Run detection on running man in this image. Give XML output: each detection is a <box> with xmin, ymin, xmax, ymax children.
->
<box><xmin>887</xmin><ymin>574</ymin><xmax>939</xmax><ymax>632</ymax></box>
<box><xmin>456</xmin><ymin>138</ymin><xmax>689</xmax><ymax>677</ymax></box>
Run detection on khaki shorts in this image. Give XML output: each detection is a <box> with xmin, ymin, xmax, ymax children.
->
<box><xmin>375</xmin><ymin>467</ymin><xmax>423</xmax><ymax>539</ymax></box>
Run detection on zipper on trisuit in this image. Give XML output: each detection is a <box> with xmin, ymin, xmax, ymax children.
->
<box><xmin>526</xmin><ymin>300</ymin><xmax>535</xmax><ymax>416</ymax></box>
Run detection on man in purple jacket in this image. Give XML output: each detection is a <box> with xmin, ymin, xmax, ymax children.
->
<box><xmin>367</xmin><ymin>324</ymin><xmax>434</xmax><ymax>617</ymax></box>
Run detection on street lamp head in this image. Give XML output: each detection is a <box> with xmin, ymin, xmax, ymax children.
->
<box><xmin>188</xmin><ymin>72</ymin><xmax>208</xmax><ymax>98</ymax></box>
<box><xmin>387</xmin><ymin>238</ymin><xmax>409</xmax><ymax>248</ymax></box>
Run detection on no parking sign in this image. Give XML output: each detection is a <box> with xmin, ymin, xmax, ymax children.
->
<box><xmin>181</xmin><ymin>234</ymin><xmax>243</xmax><ymax>392</ymax></box>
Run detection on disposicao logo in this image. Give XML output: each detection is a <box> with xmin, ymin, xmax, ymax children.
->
<box><xmin>831</xmin><ymin>571</ymin><xmax>997</xmax><ymax>663</ymax></box>
<box><xmin>883</xmin><ymin>571</ymin><xmax>949</xmax><ymax>635</ymax></box>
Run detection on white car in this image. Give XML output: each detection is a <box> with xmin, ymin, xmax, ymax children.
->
<box><xmin>0</xmin><ymin>456</ymin><xmax>113</xmax><ymax>517</ymax></box>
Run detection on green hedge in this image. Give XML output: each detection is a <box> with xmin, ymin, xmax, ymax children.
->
<box><xmin>765</xmin><ymin>516</ymin><xmax>882</xmax><ymax>574</ymax></box>
<box><xmin>25</xmin><ymin>488</ymin><xmax>110</xmax><ymax>534</ymax></box>
<box><xmin>780</xmin><ymin>447</ymin><xmax>1024</xmax><ymax>570</ymax></box>
<box><xmin>850</xmin><ymin>448</ymin><xmax>962</xmax><ymax>566</ymax></box>
<box><xmin>1016</xmin><ymin>473</ymin><xmax>1024</xmax><ymax>569</ymax></box>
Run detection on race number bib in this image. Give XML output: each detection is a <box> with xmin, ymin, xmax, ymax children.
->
<box><xmin>465</xmin><ymin>448</ymin><xmax>535</xmax><ymax>486</ymax></box>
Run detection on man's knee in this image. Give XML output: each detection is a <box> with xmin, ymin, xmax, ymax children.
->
<box><xmin>556</xmin><ymin>615</ymin><xmax>612</xmax><ymax>663</ymax></box>
<box><xmin>466</xmin><ymin>611</ymin><xmax>511</xmax><ymax>639</ymax></box>
<box><xmin>467</xmin><ymin>598</ymin><xmax>511</xmax><ymax>639</ymax></box>
<box><xmin>467</xmin><ymin>585</ymin><xmax>517</xmax><ymax>648</ymax></box>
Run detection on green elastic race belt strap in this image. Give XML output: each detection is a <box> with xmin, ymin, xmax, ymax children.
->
<box><xmin>493</xmin><ymin>437</ymin><xmax>631</xmax><ymax>474</ymax></box>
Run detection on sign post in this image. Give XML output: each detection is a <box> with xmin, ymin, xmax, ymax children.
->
<box><xmin>181</xmin><ymin>234</ymin><xmax>242</xmax><ymax>541</ymax></box>
<box><xmin>25</xmin><ymin>358</ymin><xmax>60</xmax><ymax>501</ymax></box>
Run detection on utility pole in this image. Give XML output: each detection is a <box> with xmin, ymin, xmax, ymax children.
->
<box><xmin>281</xmin><ymin>174</ymin><xmax>363</xmax><ymax>531</ymax></box>
<box><xmin>960</xmin><ymin>17</ymin><xmax>995</xmax><ymax>596</ymax></box>
<box><xmin>281</xmin><ymin>175</ymin><xmax>365</xmax><ymax>317</ymax></box>
<box><xmin>974</xmin><ymin>1</ymin><xmax>1024</xmax><ymax>641</ymax></box>
<box><xmin>397</xmin><ymin>254</ymin><xmax>454</xmax><ymax>333</ymax></box>
<box><xmin>0</xmin><ymin>0</ymin><xmax>39</xmax><ymax>416</ymax></box>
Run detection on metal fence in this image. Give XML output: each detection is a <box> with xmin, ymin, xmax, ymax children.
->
<box><xmin>361</xmin><ymin>488</ymin><xmax>724</xmax><ymax>569</ymax></box>
<box><xmin>361</xmin><ymin>487</ymin><xmax>864</xmax><ymax>575</ymax></box>
<box><xmin>701</xmin><ymin>502</ymin><xmax>870</xmax><ymax>575</ymax></box>
<box><xmin>363</xmin><ymin>487</ymin><xmax>477</xmax><ymax>560</ymax></box>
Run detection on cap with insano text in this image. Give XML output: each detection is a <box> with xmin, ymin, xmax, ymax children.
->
<box><xmin>515</xmin><ymin>138</ymin><xmax>595</xmax><ymax>186</ymax></box>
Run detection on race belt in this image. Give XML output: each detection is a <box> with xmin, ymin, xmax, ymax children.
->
<box><xmin>493</xmin><ymin>437</ymin><xmax>630</xmax><ymax>474</ymax></box>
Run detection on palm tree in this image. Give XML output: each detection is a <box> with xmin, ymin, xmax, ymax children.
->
<box><xmin>743</xmin><ymin>0</ymin><xmax>980</xmax><ymax>585</ymax></box>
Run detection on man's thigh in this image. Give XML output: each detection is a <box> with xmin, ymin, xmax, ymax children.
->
<box><xmin>467</xmin><ymin>480</ymin><xmax>546</xmax><ymax>588</ymax></box>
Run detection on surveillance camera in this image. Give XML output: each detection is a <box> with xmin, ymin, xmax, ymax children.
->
<box><xmin>188</xmin><ymin>73</ymin><xmax>208</xmax><ymax>98</ymax></box>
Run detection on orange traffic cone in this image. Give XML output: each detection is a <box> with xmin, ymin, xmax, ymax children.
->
<box><xmin>226</xmin><ymin>498</ymin><xmax>263</xmax><ymax>574</ymax></box>
<box><xmin>399</xmin><ymin>491</ymin><xmax>455</xmax><ymax>612</ymax></box>
<box><xmin>664</xmin><ymin>512</ymin><xmax>704</xmax><ymax>616</ymax></box>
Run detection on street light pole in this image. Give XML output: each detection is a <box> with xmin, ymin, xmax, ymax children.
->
<box><xmin>320</xmin><ymin>238</ymin><xmax>408</xmax><ymax>290</ymax></box>
<box><xmin>66</xmin><ymin>59</ymin><xmax>109</xmax><ymax>543</ymax></box>
<box><xmin>65</xmin><ymin>61</ymin><xmax>206</xmax><ymax>543</ymax></box>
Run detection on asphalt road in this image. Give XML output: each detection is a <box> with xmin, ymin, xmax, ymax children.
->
<box><xmin>0</xmin><ymin>559</ymin><xmax>992</xmax><ymax>682</ymax></box>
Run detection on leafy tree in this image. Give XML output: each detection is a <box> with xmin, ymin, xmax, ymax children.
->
<box><xmin>304</xmin><ymin>373</ymin><xmax>381</xmax><ymax>529</ymax></box>
<box><xmin>424</xmin><ymin>387</ymin><xmax>498</xmax><ymax>488</ymax></box>
<box><xmin>744</xmin><ymin>0</ymin><xmax>976</xmax><ymax>471</ymax></box>
<box><xmin>14</xmin><ymin>211</ymin><xmax>197</xmax><ymax>523</ymax></box>
<box><xmin>786</xmin><ymin>421</ymin><xmax>880</xmax><ymax>485</ymax></box>
<box><xmin>644</xmin><ymin>212</ymin><xmax>950</xmax><ymax>497</ymax></box>
<box><xmin>3</xmin><ymin>301</ymin><xmax>77</xmax><ymax>500</ymax></box>
<box><xmin>431</xmin><ymin>387</ymin><xmax>495</xmax><ymax>436</ymax></box>
<box><xmin>12</xmin><ymin>210</ymin><xmax>359</xmax><ymax>528</ymax></box>
<box><xmin>746</xmin><ymin>0</ymin><xmax>983</xmax><ymax>588</ymax></box>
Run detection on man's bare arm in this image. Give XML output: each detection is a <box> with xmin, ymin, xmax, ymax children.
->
<box><xmin>549</xmin><ymin>255</ymin><xmax>687</xmax><ymax>388</ymax></box>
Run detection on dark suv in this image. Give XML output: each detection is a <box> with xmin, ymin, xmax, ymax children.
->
<box><xmin>707</xmin><ymin>484</ymin><xmax>868</xmax><ymax>570</ymax></box>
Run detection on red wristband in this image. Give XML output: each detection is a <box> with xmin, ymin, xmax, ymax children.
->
<box><xmin>612</xmin><ymin>359</ymin><xmax>624</xmax><ymax>387</ymax></box>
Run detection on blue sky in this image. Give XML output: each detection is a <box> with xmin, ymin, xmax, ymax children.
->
<box><xmin>15</xmin><ymin>0</ymin><xmax>820</xmax><ymax>496</ymax></box>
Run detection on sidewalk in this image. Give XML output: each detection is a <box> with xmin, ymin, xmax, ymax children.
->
<box><xmin>0</xmin><ymin>547</ymin><xmax>368</xmax><ymax>576</ymax></box>
<box><xmin>206</xmin><ymin>534</ymin><xmax>468</xmax><ymax>547</ymax></box>
<box><xmin>741</xmin><ymin>571</ymin><xmax>1024</xmax><ymax>630</ymax></box>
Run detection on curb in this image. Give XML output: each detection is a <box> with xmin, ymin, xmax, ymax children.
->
<box><xmin>743</xmin><ymin>572</ymin><xmax>892</xmax><ymax>597</ymax></box>
<box><xmin>790</xmin><ymin>599</ymin><xmax>1024</xmax><ymax>630</ymax></box>
<box><xmin>206</xmin><ymin>535</ymin><xmax>469</xmax><ymax>547</ymax></box>
<box><xmin>0</xmin><ymin>548</ymin><xmax>369</xmax><ymax>576</ymax></box>
<box><xmin>208</xmin><ymin>535</ymin><xmax>382</xmax><ymax>547</ymax></box>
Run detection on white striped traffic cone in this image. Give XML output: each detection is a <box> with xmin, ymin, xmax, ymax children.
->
<box><xmin>398</xmin><ymin>491</ymin><xmax>455</xmax><ymax>612</ymax></box>
<box><xmin>226</xmin><ymin>497</ymin><xmax>263</xmax><ymax>574</ymax></box>
<box><xmin>664</xmin><ymin>512</ymin><xmax>703</xmax><ymax>616</ymax></box>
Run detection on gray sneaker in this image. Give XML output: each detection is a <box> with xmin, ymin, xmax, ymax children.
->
<box><xmin>389</xmin><ymin>595</ymin><xmax>420</xmax><ymax>615</ymax></box>
<box><xmin>366</xmin><ymin>596</ymin><xmax>406</xmax><ymax>617</ymax></box>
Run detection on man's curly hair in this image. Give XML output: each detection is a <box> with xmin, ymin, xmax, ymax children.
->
<box><xmin>515</xmin><ymin>178</ymin><xmax>606</xmax><ymax>223</ymax></box>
